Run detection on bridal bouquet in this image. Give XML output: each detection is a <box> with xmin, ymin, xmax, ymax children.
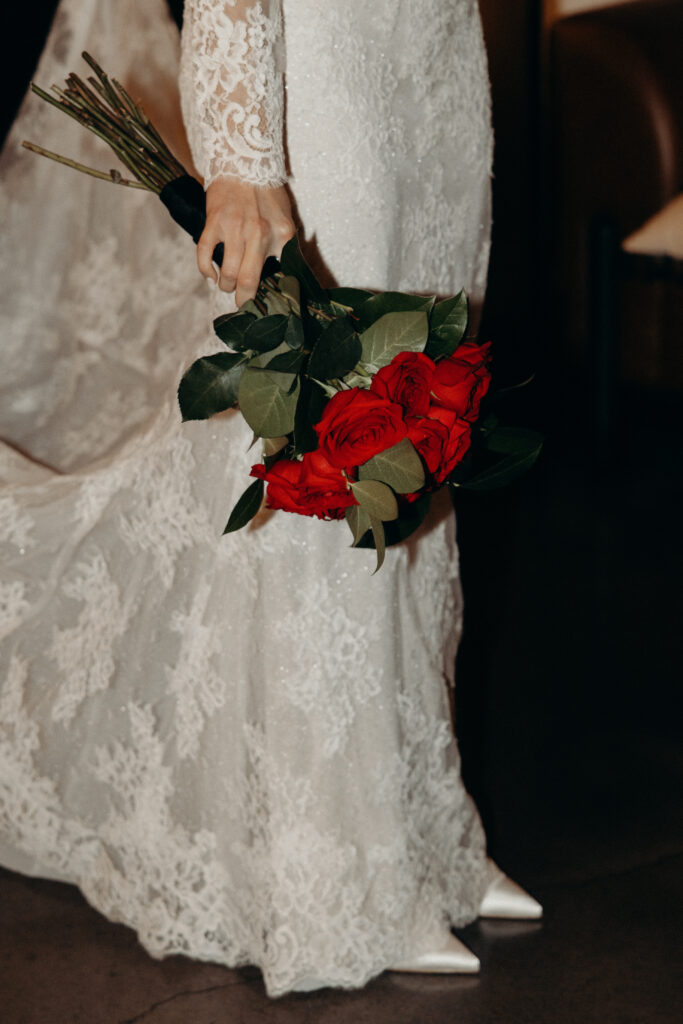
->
<box><xmin>178</xmin><ymin>239</ymin><xmax>497</xmax><ymax>567</ymax></box>
<box><xmin>24</xmin><ymin>53</ymin><xmax>542</xmax><ymax>570</ymax></box>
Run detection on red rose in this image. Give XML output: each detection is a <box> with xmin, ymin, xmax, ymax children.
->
<box><xmin>315</xmin><ymin>387</ymin><xmax>407</xmax><ymax>470</ymax></box>
<box><xmin>299</xmin><ymin>449</ymin><xmax>357</xmax><ymax>518</ymax></box>
<box><xmin>250</xmin><ymin>459</ymin><xmax>305</xmax><ymax>515</ymax></box>
<box><xmin>430</xmin><ymin>341</ymin><xmax>491</xmax><ymax>421</ymax></box>
<box><xmin>370</xmin><ymin>351</ymin><xmax>436</xmax><ymax>416</ymax></box>
<box><xmin>405</xmin><ymin>415</ymin><xmax>451</xmax><ymax>476</ymax></box>
<box><xmin>250</xmin><ymin>451</ymin><xmax>356</xmax><ymax>520</ymax></box>
<box><xmin>426</xmin><ymin>405</ymin><xmax>472</xmax><ymax>481</ymax></box>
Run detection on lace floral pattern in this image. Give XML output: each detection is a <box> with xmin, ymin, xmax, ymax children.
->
<box><xmin>0</xmin><ymin>0</ymin><xmax>494</xmax><ymax>998</ymax></box>
<box><xmin>179</xmin><ymin>0</ymin><xmax>286</xmax><ymax>186</ymax></box>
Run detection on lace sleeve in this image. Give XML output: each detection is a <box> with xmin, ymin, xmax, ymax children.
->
<box><xmin>179</xmin><ymin>0</ymin><xmax>286</xmax><ymax>188</ymax></box>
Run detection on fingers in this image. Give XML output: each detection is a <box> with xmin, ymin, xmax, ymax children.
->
<box><xmin>198</xmin><ymin>180</ymin><xmax>296</xmax><ymax>306</ymax></box>
<box><xmin>235</xmin><ymin>218</ymin><xmax>270</xmax><ymax>308</ymax></box>
<box><xmin>196</xmin><ymin>227</ymin><xmax>219</xmax><ymax>284</ymax></box>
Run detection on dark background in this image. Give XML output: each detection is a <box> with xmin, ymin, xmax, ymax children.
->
<box><xmin>1</xmin><ymin>2</ymin><xmax>681</xmax><ymax>1021</ymax></box>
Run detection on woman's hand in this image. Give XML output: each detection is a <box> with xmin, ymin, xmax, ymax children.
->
<box><xmin>197</xmin><ymin>177</ymin><xmax>295</xmax><ymax>308</ymax></box>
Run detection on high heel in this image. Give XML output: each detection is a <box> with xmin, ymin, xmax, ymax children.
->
<box><xmin>480</xmin><ymin>864</ymin><xmax>543</xmax><ymax>920</ymax></box>
<box><xmin>390</xmin><ymin>931</ymin><xmax>480</xmax><ymax>974</ymax></box>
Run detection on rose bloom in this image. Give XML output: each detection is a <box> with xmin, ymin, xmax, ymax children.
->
<box><xmin>425</xmin><ymin>404</ymin><xmax>472</xmax><ymax>481</ymax></box>
<box><xmin>430</xmin><ymin>341</ymin><xmax>491</xmax><ymax>421</ymax></box>
<box><xmin>370</xmin><ymin>351</ymin><xmax>436</xmax><ymax>417</ymax></box>
<box><xmin>315</xmin><ymin>387</ymin><xmax>407</xmax><ymax>470</ymax></box>
<box><xmin>251</xmin><ymin>450</ymin><xmax>356</xmax><ymax>519</ymax></box>
<box><xmin>405</xmin><ymin>415</ymin><xmax>451</xmax><ymax>476</ymax></box>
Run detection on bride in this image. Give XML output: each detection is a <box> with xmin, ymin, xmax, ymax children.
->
<box><xmin>0</xmin><ymin>0</ymin><xmax>540</xmax><ymax>997</ymax></box>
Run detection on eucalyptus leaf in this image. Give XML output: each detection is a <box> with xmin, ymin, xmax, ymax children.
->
<box><xmin>265</xmin><ymin>348</ymin><xmax>306</xmax><ymax>374</ymax></box>
<box><xmin>350</xmin><ymin>479</ymin><xmax>399</xmax><ymax>522</ymax></box>
<box><xmin>262</xmin><ymin>275</ymin><xmax>301</xmax><ymax>317</ymax></box>
<box><xmin>356</xmin><ymin>292</ymin><xmax>435</xmax><ymax>331</ymax></box>
<box><xmin>455</xmin><ymin>428</ymin><xmax>543</xmax><ymax>492</ymax></box>
<box><xmin>358</xmin><ymin>437</ymin><xmax>425</xmax><ymax>494</ymax></box>
<box><xmin>356</xmin><ymin>492</ymin><xmax>433</xmax><ymax>549</ymax></box>
<box><xmin>239</xmin><ymin>299</ymin><xmax>261</xmax><ymax>318</ymax></box>
<box><xmin>263</xmin><ymin>435</ymin><xmax>289</xmax><ymax>457</ymax></box>
<box><xmin>178</xmin><ymin>351</ymin><xmax>247</xmax><ymax>421</ymax></box>
<box><xmin>284</xmin><ymin>314</ymin><xmax>305</xmax><ymax>350</ymax></box>
<box><xmin>369</xmin><ymin>515</ymin><xmax>386</xmax><ymax>573</ymax></box>
<box><xmin>238</xmin><ymin>366</ymin><xmax>300</xmax><ymax>437</ymax></box>
<box><xmin>278</xmin><ymin>275</ymin><xmax>302</xmax><ymax>315</ymax></box>
<box><xmin>213</xmin><ymin>312</ymin><xmax>256</xmax><ymax>350</ymax></box>
<box><xmin>360</xmin><ymin>311</ymin><xmax>429</xmax><ymax>370</ymax></box>
<box><xmin>328</xmin><ymin>286</ymin><xmax>374</xmax><ymax>311</ymax></box>
<box><xmin>308</xmin><ymin>318</ymin><xmax>362</xmax><ymax>381</ymax></box>
<box><xmin>345</xmin><ymin>504</ymin><xmax>372</xmax><ymax>547</ymax></box>
<box><xmin>262</xmin><ymin>289</ymin><xmax>293</xmax><ymax>318</ymax></box>
<box><xmin>279</xmin><ymin>235</ymin><xmax>326</xmax><ymax>301</ymax></box>
<box><xmin>293</xmin><ymin>378</ymin><xmax>327</xmax><ymax>454</ymax></box>
<box><xmin>244</xmin><ymin>314</ymin><xmax>288</xmax><ymax>354</ymax></box>
<box><xmin>425</xmin><ymin>291</ymin><xmax>469</xmax><ymax>359</ymax></box>
<box><xmin>268</xmin><ymin>369</ymin><xmax>299</xmax><ymax>394</ymax></box>
<box><xmin>223</xmin><ymin>477</ymin><xmax>264</xmax><ymax>534</ymax></box>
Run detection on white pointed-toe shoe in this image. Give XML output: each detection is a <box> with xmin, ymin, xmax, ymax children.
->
<box><xmin>480</xmin><ymin>862</ymin><xmax>543</xmax><ymax>920</ymax></box>
<box><xmin>390</xmin><ymin>931</ymin><xmax>480</xmax><ymax>974</ymax></box>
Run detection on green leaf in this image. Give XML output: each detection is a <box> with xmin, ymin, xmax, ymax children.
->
<box><xmin>350</xmin><ymin>479</ymin><xmax>399</xmax><ymax>522</ymax></box>
<box><xmin>213</xmin><ymin>312</ymin><xmax>257</xmax><ymax>350</ymax></box>
<box><xmin>238</xmin><ymin>366</ymin><xmax>300</xmax><ymax>437</ymax></box>
<box><xmin>279</xmin><ymin>235</ymin><xmax>326</xmax><ymax>302</ymax></box>
<box><xmin>262</xmin><ymin>275</ymin><xmax>301</xmax><ymax>316</ymax></box>
<box><xmin>356</xmin><ymin>491</ymin><xmax>433</xmax><ymax>549</ymax></box>
<box><xmin>360</xmin><ymin>311</ymin><xmax>429</xmax><ymax>369</ymax></box>
<box><xmin>278</xmin><ymin>275</ymin><xmax>302</xmax><ymax>316</ymax></box>
<box><xmin>307</xmin><ymin>318</ymin><xmax>362</xmax><ymax>381</ymax></box>
<box><xmin>244</xmin><ymin>314</ymin><xmax>288</xmax><ymax>354</ymax></box>
<box><xmin>293</xmin><ymin>378</ymin><xmax>327</xmax><ymax>455</ymax></box>
<box><xmin>345</xmin><ymin>504</ymin><xmax>372</xmax><ymax>547</ymax></box>
<box><xmin>239</xmin><ymin>298</ymin><xmax>261</xmax><ymax>318</ymax></box>
<box><xmin>178</xmin><ymin>351</ymin><xmax>247</xmax><ymax>421</ymax></box>
<box><xmin>328</xmin><ymin>286</ymin><xmax>374</xmax><ymax>311</ymax></box>
<box><xmin>223</xmin><ymin>478</ymin><xmax>264</xmax><ymax>534</ymax></box>
<box><xmin>263</xmin><ymin>435</ymin><xmax>289</xmax><ymax>457</ymax></box>
<box><xmin>265</xmin><ymin>348</ymin><xmax>306</xmax><ymax>374</ymax></box>
<box><xmin>455</xmin><ymin>428</ymin><xmax>543</xmax><ymax>491</ymax></box>
<box><xmin>369</xmin><ymin>515</ymin><xmax>386</xmax><ymax>573</ymax></box>
<box><xmin>284</xmin><ymin>314</ymin><xmax>305</xmax><ymax>350</ymax></box>
<box><xmin>485</xmin><ymin>426</ymin><xmax>544</xmax><ymax>456</ymax></box>
<box><xmin>425</xmin><ymin>291</ymin><xmax>469</xmax><ymax>359</ymax></box>
<box><xmin>356</xmin><ymin>292</ymin><xmax>435</xmax><ymax>331</ymax></box>
<box><xmin>358</xmin><ymin>437</ymin><xmax>425</xmax><ymax>494</ymax></box>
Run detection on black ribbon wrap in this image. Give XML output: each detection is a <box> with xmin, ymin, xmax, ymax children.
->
<box><xmin>159</xmin><ymin>174</ymin><xmax>280</xmax><ymax>280</ymax></box>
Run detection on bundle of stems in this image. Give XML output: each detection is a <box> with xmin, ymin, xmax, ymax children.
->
<box><xmin>22</xmin><ymin>51</ymin><xmax>187</xmax><ymax>191</ymax></box>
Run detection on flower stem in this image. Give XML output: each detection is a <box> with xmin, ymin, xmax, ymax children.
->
<box><xmin>20</xmin><ymin>141</ymin><xmax>151</xmax><ymax>189</ymax></box>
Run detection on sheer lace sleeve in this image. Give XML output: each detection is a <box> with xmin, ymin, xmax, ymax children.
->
<box><xmin>179</xmin><ymin>0</ymin><xmax>286</xmax><ymax>188</ymax></box>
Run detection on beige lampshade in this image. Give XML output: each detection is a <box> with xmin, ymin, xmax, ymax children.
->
<box><xmin>622</xmin><ymin>194</ymin><xmax>683</xmax><ymax>259</ymax></box>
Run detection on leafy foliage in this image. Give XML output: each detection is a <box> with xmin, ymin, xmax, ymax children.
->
<box><xmin>358</xmin><ymin>438</ymin><xmax>425</xmax><ymax>494</ymax></box>
<box><xmin>178</xmin><ymin>352</ymin><xmax>246</xmax><ymax>421</ymax></box>
<box><xmin>308</xmin><ymin>318</ymin><xmax>362</xmax><ymax>381</ymax></box>
<box><xmin>223</xmin><ymin>478</ymin><xmax>264</xmax><ymax>534</ymax></box>
<box><xmin>238</xmin><ymin>366</ymin><xmax>300</xmax><ymax>437</ymax></box>
<box><xmin>175</xmin><ymin>228</ymin><xmax>542</xmax><ymax>570</ymax></box>
<box><xmin>425</xmin><ymin>291</ymin><xmax>468</xmax><ymax>359</ymax></box>
<box><xmin>360</xmin><ymin>311</ymin><xmax>429</xmax><ymax>369</ymax></box>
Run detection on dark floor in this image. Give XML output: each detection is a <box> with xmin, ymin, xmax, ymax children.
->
<box><xmin>2</xmin><ymin>396</ymin><xmax>682</xmax><ymax>1023</ymax></box>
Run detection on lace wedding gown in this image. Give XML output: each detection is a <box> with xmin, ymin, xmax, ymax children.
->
<box><xmin>0</xmin><ymin>0</ymin><xmax>493</xmax><ymax>997</ymax></box>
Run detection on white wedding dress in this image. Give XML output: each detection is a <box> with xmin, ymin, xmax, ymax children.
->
<box><xmin>0</xmin><ymin>0</ymin><xmax>495</xmax><ymax>997</ymax></box>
